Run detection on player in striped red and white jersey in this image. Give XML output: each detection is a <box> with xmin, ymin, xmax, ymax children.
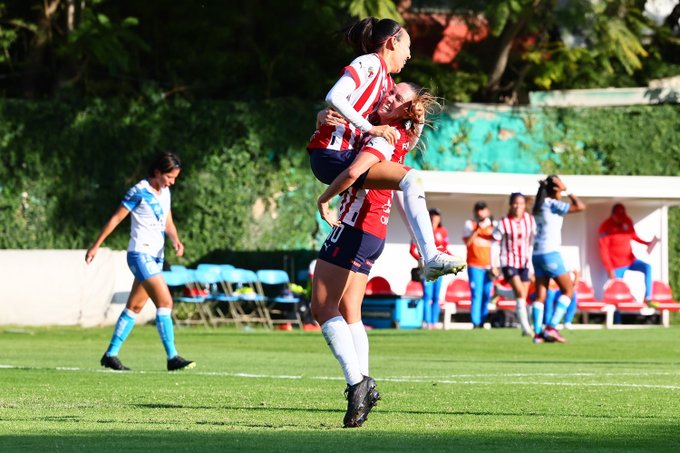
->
<box><xmin>312</xmin><ymin>99</ymin><xmax>413</xmax><ymax>429</ymax></box>
<box><xmin>311</xmin><ymin>83</ymin><xmax>464</xmax><ymax>429</ymax></box>
<box><xmin>492</xmin><ymin>193</ymin><xmax>536</xmax><ymax>336</ymax></box>
<box><xmin>333</xmin><ymin>118</ymin><xmax>410</xmax><ymax>240</ymax></box>
<box><xmin>308</xmin><ymin>52</ymin><xmax>394</xmax><ymax>153</ymax></box>
<box><xmin>308</xmin><ymin>17</ymin><xmax>410</xmax><ymax>184</ymax></box>
<box><xmin>316</xmin><ymin>83</ymin><xmax>466</xmax><ymax>284</ymax></box>
<box><xmin>495</xmin><ymin>197</ymin><xmax>536</xmax><ymax>270</ymax></box>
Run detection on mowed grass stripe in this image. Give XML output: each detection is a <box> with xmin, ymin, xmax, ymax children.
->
<box><xmin>0</xmin><ymin>326</ymin><xmax>679</xmax><ymax>451</ymax></box>
<box><xmin>1</xmin><ymin>364</ymin><xmax>680</xmax><ymax>390</ymax></box>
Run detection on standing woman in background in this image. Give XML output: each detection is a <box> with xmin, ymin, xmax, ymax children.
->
<box><xmin>463</xmin><ymin>201</ymin><xmax>496</xmax><ymax>329</ymax></box>
<box><xmin>409</xmin><ymin>208</ymin><xmax>449</xmax><ymax>329</ymax></box>
<box><xmin>530</xmin><ymin>175</ymin><xmax>585</xmax><ymax>343</ymax></box>
<box><xmin>85</xmin><ymin>152</ymin><xmax>194</xmax><ymax>372</ymax></box>
<box><xmin>493</xmin><ymin>193</ymin><xmax>535</xmax><ymax>336</ymax></box>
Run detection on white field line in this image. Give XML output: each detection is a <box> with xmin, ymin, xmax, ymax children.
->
<box><xmin>1</xmin><ymin>364</ymin><xmax>680</xmax><ymax>390</ymax></box>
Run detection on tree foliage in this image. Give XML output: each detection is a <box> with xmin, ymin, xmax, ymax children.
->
<box><xmin>0</xmin><ymin>96</ymin><xmax>324</xmax><ymax>264</ymax></box>
<box><xmin>414</xmin><ymin>0</ymin><xmax>680</xmax><ymax>102</ymax></box>
<box><xmin>0</xmin><ymin>0</ymin><xmax>356</xmax><ymax>100</ymax></box>
<box><xmin>0</xmin><ymin>1</ymin><xmax>677</xmax><ymax>102</ymax></box>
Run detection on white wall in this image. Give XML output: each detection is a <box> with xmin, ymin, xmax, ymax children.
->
<box><xmin>370</xmin><ymin>196</ymin><xmax>667</xmax><ymax>302</ymax></box>
<box><xmin>0</xmin><ymin>249</ymin><xmax>155</xmax><ymax>327</ymax></box>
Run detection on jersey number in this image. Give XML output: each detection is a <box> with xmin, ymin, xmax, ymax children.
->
<box><xmin>329</xmin><ymin>224</ymin><xmax>345</xmax><ymax>243</ymax></box>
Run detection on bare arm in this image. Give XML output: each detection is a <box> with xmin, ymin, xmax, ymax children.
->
<box><xmin>317</xmin><ymin>152</ymin><xmax>380</xmax><ymax>227</ymax></box>
<box><xmin>553</xmin><ymin>178</ymin><xmax>585</xmax><ymax>214</ymax></box>
<box><xmin>567</xmin><ymin>193</ymin><xmax>585</xmax><ymax>213</ymax></box>
<box><xmin>85</xmin><ymin>205</ymin><xmax>130</xmax><ymax>264</ymax></box>
<box><xmin>316</xmin><ymin>108</ymin><xmax>346</xmax><ymax>129</ymax></box>
<box><xmin>463</xmin><ymin>230</ymin><xmax>478</xmax><ymax>247</ymax></box>
<box><xmin>463</xmin><ymin>221</ymin><xmax>480</xmax><ymax>247</ymax></box>
<box><xmin>165</xmin><ymin>210</ymin><xmax>184</xmax><ymax>257</ymax></box>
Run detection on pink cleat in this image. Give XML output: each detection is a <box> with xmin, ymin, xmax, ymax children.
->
<box><xmin>543</xmin><ymin>326</ymin><xmax>567</xmax><ymax>343</ymax></box>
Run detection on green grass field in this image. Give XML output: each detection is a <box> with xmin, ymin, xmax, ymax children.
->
<box><xmin>1</xmin><ymin>325</ymin><xmax>679</xmax><ymax>452</ymax></box>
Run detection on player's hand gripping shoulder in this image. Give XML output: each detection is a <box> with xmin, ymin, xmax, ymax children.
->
<box><xmin>316</xmin><ymin>108</ymin><xmax>346</xmax><ymax>128</ymax></box>
<box><xmin>368</xmin><ymin>124</ymin><xmax>398</xmax><ymax>145</ymax></box>
<box><xmin>317</xmin><ymin>198</ymin><xmax>340</xmax><ymax>229</ymax></box>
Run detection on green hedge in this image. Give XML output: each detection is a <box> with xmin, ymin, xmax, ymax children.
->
<box><xmin>0</xmin><ymin>98</ymin><xmax>678</xmax><ymax>294</ymax></box>
<box><xmin>0</xmin><ymin>97</ymin><xmax>325</xmax><ymax>272</ymax></box>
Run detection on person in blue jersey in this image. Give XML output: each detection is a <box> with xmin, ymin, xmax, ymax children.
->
<box><xmin>85</xmin><ymin>151</ymin><xmax>194</xmax><ymax>372</ymax></box>
<box><xmin>530</xmin><ymin>175</ymin><xmax>585</xmax><ymax>343</ymax></box>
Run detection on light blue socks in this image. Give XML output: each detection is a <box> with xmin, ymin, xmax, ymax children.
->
<box><xmin>156</xmin><ymin>307</ymin><xmax>178</xmax><ymax>359</ymax></box>
<box><xmin>549</xmin><ymin>294</ymin><xmax>571</xmax><ymax>328</ymax></box>
<box><xmin>106</xmin><ymin>308</ymin><xmax>137</xmax><ymax>357</ymax></box>
<box><xmin>532</xmin><ymin>303</ymin><xmax>544</xmax><ymax>335</ymax></box>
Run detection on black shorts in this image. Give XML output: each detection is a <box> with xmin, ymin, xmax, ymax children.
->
<box><xmin>318</xmin><ymin>223</ymin><xmax>385</xmax><ymax>275</ymax></box>
<box><xmin>309</xmin><ymin>148</ymin><xmax>368</xmax><ymax>187</ymax></box>
<box><xmin>501</xmin><ymin>266</ymin><xmax>530</xmax><ymax>282</ymax></box>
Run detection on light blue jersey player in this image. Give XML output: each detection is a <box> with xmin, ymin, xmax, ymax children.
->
<box><xmin>123</xmin><ymin>178</ymin><xmax>171</xmax><ymax>281</ymax></box>
<box><xmin>85</xmin><ymin>152</ymin><xmax>194</xmax><ymax>372</ymax></box>
<box><xmin>530</xmin><ymin>175</ymin><xmax>585</xmax><ymax>343</ymax></box>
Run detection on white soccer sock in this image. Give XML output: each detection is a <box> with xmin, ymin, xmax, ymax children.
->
<box><xmin>321</xmin><ymin>316</ymin><xmax>364</xmax><ymax>385</ymax></box>
<box><xmin>394</xmin><ymin>192</ymin><xmax>421</xmax><ymax>257</ymax></box>
<box><xmin>515</xmin><ymin>298</ymin><xmax>532</xmax><ymax>334</ymax></box>
<box><xmin>399</xmin><ymin>170</ymin><xmax>438</xmax><ymax>262</ymax></box>
<box><xmin>347</xmin><ymin>321</ymin><xmax>369</xmax><ymax>376</ymax></box>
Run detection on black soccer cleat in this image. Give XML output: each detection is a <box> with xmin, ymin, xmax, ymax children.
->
<box><xmin>354</xmin><ymin>385</ymin><xmax>381</xmax><ymax>427</ymax></box>
<box><xmin>100</xmin><ymin>353</ymin><xmax>130</xmax><ymax>371</ymax></box>
<box><xmin>343</xmin><ymin>376</ymin><xmax>379</xmax><ymax>428</ymax></box>
<box><xmin>167</xmin><ymin>355</ymin><xmax>195</xmax><ymax>371</ymax></box>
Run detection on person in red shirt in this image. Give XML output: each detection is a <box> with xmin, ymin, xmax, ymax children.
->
<box><xmin>598</xmin><ymin>203</ymin><xmax>658</xmax><ymax>302</ymax></box>
<box><xmin>409</xmin><ymin>208</ymin><xmax>448</xmax><ymax>329</ymax></box>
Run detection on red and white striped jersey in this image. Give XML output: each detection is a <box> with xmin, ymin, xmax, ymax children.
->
<box><xmin>493</xmin><ymin>213</ymin><xmax>536</xmax><ymax>268</ymax></box>
<box><xmin>337</xmin><ymin>123</ymin><xmax>411</xmax><ymax>239</ymax></box>
<box><xmin>308</xmin><ymin>53</ymin><xmax>394</xmax><ymax>152</ymax></box>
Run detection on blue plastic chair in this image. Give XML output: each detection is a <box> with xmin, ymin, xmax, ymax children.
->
<box><xmin>221</xmin><ymin>268</ymin><xmax>270</xmax><ymax>328</ymax></box>
<box><xmin>195</xmin><ymin>267</ymin><xmax>240</xmax><ymax>326</ymax></box>
<box><xmin>256</xmin><ymin>269</ymin><xmax>303</xmax><ymax>329</ymax></box>
<box><xmin>162</xmin><ymin>268</ymin><xmax>211</xmax><ymax>327</ymax></box>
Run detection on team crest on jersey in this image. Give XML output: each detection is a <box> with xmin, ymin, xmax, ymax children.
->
<box><xmin>367</xmin><ymin>66</ymin><xmax>375</xmax><ymax>78</ymax></box>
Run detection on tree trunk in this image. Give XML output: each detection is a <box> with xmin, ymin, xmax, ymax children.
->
<box><xmin>484</xmin><ymin>1</ymin><xmax>541</xmax><ymax>102</ymax></box>
<box><xmin>22</xmin><ymin>0</ymin><xmax>61</xmax><ymax>97</ymax></box>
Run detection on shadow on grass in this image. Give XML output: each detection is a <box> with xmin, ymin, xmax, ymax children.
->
<box><xmin>129</xmin><ymin>403</ymin><xmax>664</xmax><ymax>420</ymax></box>
<box><xmin>2</xmin><ymin>425</ymin><xmax>679</xmax><ymax>452</ymax></box>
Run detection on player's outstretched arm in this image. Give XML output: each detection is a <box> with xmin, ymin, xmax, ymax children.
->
<box><xmin>85</xmin><ymin>205</ymin><xmax>130</xmax><ymax>264</ymax></box>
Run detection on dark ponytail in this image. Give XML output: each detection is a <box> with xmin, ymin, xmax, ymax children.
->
<box><xmin>344</xmin><ymin>17</ymin><xmax>402</xmax><ymax>55</ymax></box>
<box><xmin>532</xmin><ymin>175</ymin><xmax>558</xmax><ymax>215</ymax></box>
<box><xmin>147</xmin><ymin>151</ymin><xmax>181</xmax><ymax>177</ymax></box>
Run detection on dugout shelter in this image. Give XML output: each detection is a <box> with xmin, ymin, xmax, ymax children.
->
<box><xmin>371</xmin><ymin>172</ymin><xmax>680</xmax><ymax>302</ymax></box>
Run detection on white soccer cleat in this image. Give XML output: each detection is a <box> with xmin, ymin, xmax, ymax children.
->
<box><xmin>423</xmin><ymin>253</ymin><xmax>466</xmax><ymax>281</ymax></box>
